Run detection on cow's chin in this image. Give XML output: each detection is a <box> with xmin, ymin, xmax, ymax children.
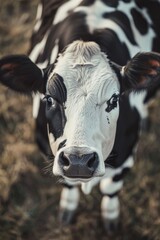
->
<box><xmin>64</xmin><ymin>176</ymin><xmax>103</xmax><ymax>195</ymax></box>
<box><xmin>64</xmin><ymin>176</ymin><xmax>92</xmax><ymax>184</ymax></box>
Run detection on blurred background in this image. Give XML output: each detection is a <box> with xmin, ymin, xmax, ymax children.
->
<box><xmin>0</xmin><ymin>1</ymin><xmax>160</xmax><ymax>239</ymax></box>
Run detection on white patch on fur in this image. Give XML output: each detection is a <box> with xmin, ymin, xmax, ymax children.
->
<box><xmin>32</xmin><ymin>93</ymin><xmax>44</xmax><ymax>119</ymax></box>
<box><xmin>53</xmin><ymin>0</ymin><xmax>83</xmax><ymax>25</ymax></box>
<box><xmin>31</xmin><ymin>61</ymin><xmax>47</xmax><ymax>119</ymax></box>
<box><xmin>48</xmin><ymin>131</ymin><xmax>55</xmax><ymax>145</ymax></box>
<box><xmin>65</xmin><ymin>155</ymin><xmax>134</xmax><ymax>195</ymax></box>
<box><xmin>81</xmin><ymin>181</ymin><xmax>93</xmax><ymax>195</ymax></box>
<box><xmin>101</xmin><ymin>196</ymin><xmax>120</xmax><ymax>219</ymax></box>
<box><xmin>104</xmin><ymin>155</ymin><xmax>134</xmax><ymax>179</ymax></box>
<box><xmin>34</xmin><ymin>3</ymin><xmax>43</xmax><ymax>32</ymax></box>
<box><xmin>74</xmin><ymin>0</ymin><xmax>155</xmax><ymax>57</ymax></box>
<box><xmin>118</xmin><ymin>1</ymin><xmax>155</xmax><ymax>53</ymax></box>
<box><xmin>32</xmin><ymin>94</ymin><xmax>41</xmax><ymax>119</ymax></box>
<box><xmin>80</xmin><ymin>177</ymin><xmax>101</xmax><ymax>194</ymax></box>
<box><xmin>100</xmin><ymin>178</ymin><xmax>123</xmax><ymax>195</ymax></box>
<box><xmin>121</xmin><ymin>66</ymin><xmax>125</xmax><ymax>77</ymax></box>
<box><xmin>29</xmin><ymin>33</ymin><xmax>49</xmax><ymax>63</ymax></box>
<box><xmin>37</xmin><ymin>61</ymin><xmax>48</xmax><ymax>69</ymax></box>
<box><xmin>49</xmin><ymin>41</ymin><xmax>120</xmax><ymax>180</ymax></box>
<box><xmin>50</xmin><ymin>39</ymin><xmax>59</xmax><ymax>63</ymax></box>
<box><xmin>60</xmin><ymin>187</ymin><xmax>80</xmax><ymax>211</ymax></box>
<box><xmin>129</xmin><ymin>91</ymin><xmax>148</xmax><ymax>119</ymax></box>
<box><xmin>74</xmin><ymin>2</ymin><xmax>140</xmax><ymax>57</ymax></box>
<box><xmin>74</xmin><ymin>1</ymin><xmax>114</xmax><ymax>34</ymax></box>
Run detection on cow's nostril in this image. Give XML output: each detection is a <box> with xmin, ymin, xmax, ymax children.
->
<box><xmin>87</xmin><ymin>158</ymin><xmax>93</xmax><ymax>168</ymax></box>
<box><xmin>59</xmin><ymin>152</ymin><xmax>70</xmax><ymax>168</ymax></box>
<box><xmin>87</xmin><ymin>153</ymin><xmax>98</xmax><ymax>170</ymax></box>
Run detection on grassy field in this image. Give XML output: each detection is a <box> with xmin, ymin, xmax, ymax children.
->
<box><xmin>0</xmin><ymin>1</ymin><xmax>160</xmax><ymax>240</ymax></box>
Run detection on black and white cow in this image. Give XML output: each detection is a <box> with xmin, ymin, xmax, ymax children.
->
<box><xmin>0</xmin><ymin>0</ymin><xmax>160</xmax><ymax>233</ymax></box>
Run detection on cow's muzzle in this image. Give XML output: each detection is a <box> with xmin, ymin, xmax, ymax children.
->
<box><xmin>59</xmin><ymin>151</ymin><xmax>99</xmax><ymax>178</ymax></box>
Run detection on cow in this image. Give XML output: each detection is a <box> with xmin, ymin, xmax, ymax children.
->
<box><xmin>0</xmin><ymin>0</ymin><xmax>160</xmax><ymax>233</ymax></box>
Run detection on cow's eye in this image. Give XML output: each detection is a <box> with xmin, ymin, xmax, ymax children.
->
<box><xmin>110</xmin><ymin>94</ymin><xmax>119</xmax><ymax>105</ymax></box>
<box><xmin>44</xmin><ymin>95</ymin><xmax>56</xmax><ymax>108</ymax></box>
<box><xmin>105</xmin><ymin>93</ymin><xmax>119</xmax><ymax>113</ymax></box>
<box><xmin>47</xmin><ymin>96</ymin><xmax>54</xmax><ymax>105</ymax></box>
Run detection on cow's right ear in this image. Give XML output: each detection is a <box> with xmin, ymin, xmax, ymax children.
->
<box><xmin>0</xmin><ymin>55</ymin><xmax>50</xmax><ymax>94</ymax></box>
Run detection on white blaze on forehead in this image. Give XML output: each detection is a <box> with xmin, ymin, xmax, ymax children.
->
<box><xmin>53</xmin><ymin>40</ymin><xmax>102</xmax><ymax>71</ymax></box>
<box><xmin>49</xmin><ymin>41</ymin><xmax>120</xmax><ymax>94</ymax></box>
<box><xmin>64</xmin><ymin>40</ymin><xmax>101</xmax><ymax>64</ymax></box>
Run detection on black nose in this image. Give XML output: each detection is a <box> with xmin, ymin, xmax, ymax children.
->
<box><xmin>59</xmin><ymin>152</ymin><xmax>99</xmax><ymax>178</ymax></box>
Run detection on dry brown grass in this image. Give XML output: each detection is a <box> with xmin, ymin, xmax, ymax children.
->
<box><xmin>0</xmin><ymin>1</ymin><xmax>160</xmax><ymax>240</ymax></box>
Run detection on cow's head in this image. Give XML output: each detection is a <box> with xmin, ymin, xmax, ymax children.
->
<box><xmin>0</xmin><ymin>41</ymin><xmax>160</xmax><ymax>184</ymax></box>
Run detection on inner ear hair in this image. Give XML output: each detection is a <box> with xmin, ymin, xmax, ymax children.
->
<box><xmin>122</xmin><ymin>52</ymin><xmax>160</xmax><ymax>90</ymax></box>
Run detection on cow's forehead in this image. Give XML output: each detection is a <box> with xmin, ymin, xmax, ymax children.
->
<box><xmin>52</xmin><ymin>41</ymin><xmax>112</xmax><ymax>74</ymax></box>
<box><xmin>48</xmin><ymin>41</ymin><xmax>120</xmax><ymax>98</ymax></box>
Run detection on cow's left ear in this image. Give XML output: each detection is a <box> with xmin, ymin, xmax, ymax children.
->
<box><xmin>121</xmin><ymin>52</ymin><xmax>160</xmax><ymax>91</ymax></box>
<box><xmin>0</xmin><ymin>55</ymin><xmax>50</xmax><ymax>94</ymax></box>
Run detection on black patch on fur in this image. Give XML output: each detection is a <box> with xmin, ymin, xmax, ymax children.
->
<box><xmin>47</xmin><ymin>73</ymin><xmax>67</xmax><ymax>104</ymax></box>
<box><xmin>101</xmin><ymin>191</ymin><xmax>119</xmax><ymax>198</ymax></box>
<box><xmin>105</xmin><ymin>152</ymin><xmax>118</xmax><ymax>167</ymax></box>
<box><xmin>43</xmin><ymin>63</ymin><xmax>54</xmax><ymax>78</ymax></box>
<box><xmin>112</xmin><ymin>167</ymin><xmax>130</xmax><ymax>182</ymax></box>
<box><xmin>135</xmin><ymin>1</ymin><xmax>160</xmax><ymax>39</ymax></box>
<box><xmin>93</xmin><ymin>29</ymin><xmax>130</xmax><ymax>65</ymax></box>
<box><xmin>152</xmin><ymin>36</ymin><xmax>160</xmax><ymax>52</ymax></box>
<box><xmin>79</xmin><ymin>0</ymin><xmax>96</xmax><ymax>6</ymax></box>
<box><xmin>105</xmin><ymin>93</ymin><xmax>119</xmax><ymax>113</ymax></box>
<box><xmin>109</xmin><ymin>62</ymin><xmax>124</xmax><ymax>92</ymax></box>
<box><xmin>28</xmin><ymin>0</ymin><xmax>67</xmax><ymax>57</ymax></box>
<box><xmin>107</xmin><ymin>93</ymin><xmax>140</xmax><ymax>168</ymax></box>
<box><xmin>45</xmin><ymin>99</ymin><xmax>66</xmax><ymax>140</ymax></box>
<box><xmin>45</xmin><ymin>73</ymin><xmax>67</xmax><ymax>140</ymax></box>
<box><xmin>58</xmin><ymin>139</ymin><xmax>67</xmax><ymax>150</ymax></box>
<box><xmin>101</xmin><ymin>0</ymin><xmax>119</xmax><ymax>8</ymax></box>
<box><xmin>103</xmin><ymin>11</ymin><xmax>137</xmax><ymax>46</ymax></box>
<box><xmin>35</xmin><ymin>99</ymin><xmax>53</xmax><ymax>158</ymax></box>
<box><xmin>131</xmin><ymin>8</ymin><xmax>148</xmax><ymax>35</ymax></box>
<box><xmin>62</xmin><ymin>183</ymin><xmax>74</xmax><ymax>189</ymax></box>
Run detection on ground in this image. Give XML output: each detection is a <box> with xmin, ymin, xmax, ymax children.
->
<box><xmin>0</xmin><ymin>1</ymin><xmax>160</xmax><ymax>240</ymax></box>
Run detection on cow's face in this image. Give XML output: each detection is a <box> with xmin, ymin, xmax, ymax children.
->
<box><xmin>45</xmin><ymin>41</ymin><xmax>120</xmax><ymax>183</ymax></box>
<box><xmin>1</xmin><ymin>41</ymin><xmax>160</xmax><ymax>184</ymax></box>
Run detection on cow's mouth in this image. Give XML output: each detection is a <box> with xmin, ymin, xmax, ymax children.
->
<box><xmin>64</xmin><ymin>176</ymin><xmax>92</xmax><ymax>184</ymax></box>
